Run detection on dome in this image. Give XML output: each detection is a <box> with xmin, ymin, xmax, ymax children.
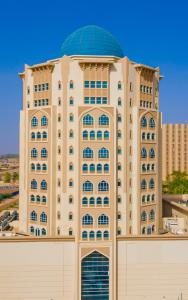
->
<box><xmin>61</xmin><ymin>25</ymin><xmax>124</xmax><ymax>58</ymax></box>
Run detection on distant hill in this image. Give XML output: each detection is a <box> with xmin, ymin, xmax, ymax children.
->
<box><xmin>0</xmin><ymin>154</ymin><xmax>19</xmax><ymax>159</ymax></box>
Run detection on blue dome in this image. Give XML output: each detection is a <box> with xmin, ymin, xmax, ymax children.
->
<box><xmin>61</xmin><ymin>25</ymin><xmax>124</xmax><ymax>58</ymax></box>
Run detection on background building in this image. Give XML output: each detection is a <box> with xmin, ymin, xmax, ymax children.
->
<box><xmin>19</xmin><ymin>25</ymin><xmax>162</xmax><ymax>299</ymax></box>
<box><xmin>162</xmin><ymin>124</ymin><xmax>188</xmax><ymax>180</ymax></box>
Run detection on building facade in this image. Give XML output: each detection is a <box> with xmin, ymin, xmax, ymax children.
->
<box><xmin>19</xmin><ymin>25</ymin><xmax>162</xmax><ymax>299</ymax></box>
<box><xmin>162</xmin><ymin>124</ymin><xmax>188</xmax><ymax>180</ymax></box>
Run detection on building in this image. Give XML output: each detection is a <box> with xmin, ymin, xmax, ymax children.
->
<box><xmin>162</xmin><ymin>124</ymin><xmax>188</xmax><ymax>180</ymax></box>
<box><xmin>19</xmin><ymin>25</ymin><xmax>162</xmax><ymax>299</ymax></box>
<box><xmin>163</xmin><ymin>194</ymin><xmax>188</xmax><ymax>233</ymax></box>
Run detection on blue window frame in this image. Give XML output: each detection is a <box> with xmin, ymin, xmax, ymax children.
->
<box><xmin>104</xmin><ymin>197</ymin><xmax>109</xmax><ymax>205</ymax></box>
<box><xmin>36</xmin><ymin>163</ymin><xmax>41</xmax><ymax>171</ymax></box>
<box><xmin>84</xmin><ymin>81</ymin><xmax>89</xmax><ymax>88</ymax></box>
<box><xmin>141</xmin><ymin>148</ymin><xmax>147</xmax><ymax>158</ymax></box>
<box><xmin>90</xmin><ymin>81</ymin><xmax>95</xmax><ymax>88</ymax></box>
<box><xmin>37</xmin><ymin>132</ymin><xmax>41</xmax><ymax>139</ymax></box>
<box><xmin>149</xmin><ymin>118</ymin><xmax>155</xmax><ymax>128</ymax></box>
<box><xmin>96</xmin><ymin>231</ymin><xmax>102</xmax><ymax>239</ymax></box>
<box><xmin>82</xmin><ymin>197</ymin><xmax>88</xmax><ymax>206</ymax></box>
<box><xmin>30</xmin><ymin>195</ymin><xmax>35</xmax><ymax>202</ymax></box>
<box><xmin>82</xmin><ymin>231</ymin><xmax>88</xmax><ymax>239</ymax></box>
<box><xmin>98</xmin><ymin>214</ymin><xmax>109</xmax><ymax>225</ymax></box>
<box><xmin>104</xmin><ymin>131</ymin><xmax>109</xmax><ymax>140</ymax></box>
<box><xmin>98</xmin><ymin>148</ymin><xmax>109</xmax><ymax>158</ymax></box>
<box><xmin>141</xmin><ymin>211</ymin><xmax>147</xmax><ymax>221</ymax></box>
<box><xmin>41</xmin><ymin>148</ymin><xmax>47</xmax><ymax>158</ymax></box>
<box><xmin>40</xmin><ymin>212</ymin><xmax>47</xmax><ymax>222</ymax></box>
<box><xmin>31</xmin><ymin>179</ymin><xmax>37</xmax><ymax>189</ymax></box>
<box><xmin>30</xmin><ymin>211</ymin><xmax>37</xmax><ymax>221</ymax></box>
<box><xmin>97</xmin><ymin>197</ymin><xmax>102</xmax><ymax>205</ymax></box>
<box><xmin>83</xmin><ymin>114</ymin><xmax>94</xmax><ymax>125</ymax></box>
<box><xmin>90</xmin><ymin>131</ymin><xmax>95</xmax><ymax>140</ymax></box>
<box><xmin>83</xmin><ymin>147</ymin><xmax>93</xmax><ymax>158</ymax></box>
<box><xmin>42</xmin><ymin>163</ymin><xmax>47</xmax><ymax>171</ymax></box>
<box><xmin>89</xmin><ymin>197</ymin><xmax>95</xmax><ymax>205</ymax></box>
<box><xmin>83</xmin><ymin>181</ymin><xmax>93</xmax><ymax>191</ymax></box>
<box><xmin>102</xmin><ymin>81</ymin><xmax>108</xmax><ymax>88</ymax></box>
<box><xmin>36</xmin><ymin>195</ymin><xmax>40</xmax><ymax>203</ymax></box>
<box><xmin>41</xmin><ymin>180</ymin><xmax>47</xmax><ymax>190</ymax></box>
<box><xmin>31</xmin><ymin>132</ymin><xmax>35</xmax><ymax>139</ymax></box>
<box><xmin>69</xmin><ymin>81</ymin><xmax>74</xmax><ymax>89</ymax></box>
<box><xmin>90</xmin><ymin>164</ymin><xmax>95</xmax><ymax>172</ymax></box>
<box><xmin>141</xmin><ymin>179</ymin><xmax>147</xmax><ymax>190</ymax></box>
<box><xmin>43</xmin><ymin>131</ymin><xmax>47</xmax><ymax>139</ymax></box>
<box><xmin>97</xmin><ymin>164</ymin><xmax>102</xmax><ymax>173</ymax></box>
<box><xmin>99</xmin><ymin>114</ymin><xmax>109</xmax><ymax>126</ymax></box>
<box><xmin>149</xmin><ymin>179</ymin><xmax>155</xmax><ymax>189</ymax></box>
<box><xmin>31</xmin><ymin>163</ymin><xmax>35</xmax><ymax>171</ymax></box>
<box><xmin>149</xmin><ymin>148</ymin><xmax>155</xmax><ymax>158</ymax></box>
<box><xmin>103</xmin><ymin>231</ymin><xmax>109</xmax><ymax>239</ymax></box>
<box><xmin>102</xmin><ymin>97</ymin><xmax>108</xmax><ymax>104</ymax></box>
<box><xmin>89</xmin><ymin>231</ymin><xmax>95</xmax><ymax>239</ymax></box>
<box><xmin>30</xmin><ymin>226</ymin><xmax>34</xmax><ymax>234</ymax></box>
<box><xmin>83</xmin><ymin>130</ymin><xmax>88</xmax><ymax>140</ymax></box>
<box><xmin>41</xmin><ymin>116</ymin><xmax>48</xmax><ymax>126</ymax></box>
<box><xmin>31</xmin><ymin>116</ymin><xmax>38</xmax><ymax>127</ymax></box>
<box><xmin>42</xmin><ymin>228</ymin><xmax>46</xmax><ymax>235</ymax></box>
<box><xmin>82</xmin><ymin>164</ymin><xmax>88</xmax><ymax>172</ymax></box>
<box><xmin>82</xmin><ymin>214</ymin><xmax>93</xmax><ymax>225</ymax></box>
<box><xmin>31</xmin><ymin>148</ymin><xmax>37</xmax><ymax>158</ymax></box>
<box><xmin>90</xmin><ymin>97</ymin><xmax>95</xmax><ymax>104</ymax></box>
<box><xmin>104</xmin><ymin>164</ymin><xmax>109</xmax><ymax>173</ymax></box>
<box><xmin>42</xmin><ymin>196</ymin><xmax>47</xmax><ymax>203</ymax></box>
<box><xmin>96</xmin><ymin>97</ymin><xmax>102</xmax><ymax>104</ymax></box>
<box><xmin>98</xmin><ymin>181</ymin><xmax>109</xmax><ymax>191</ymax></box>
<box><xmin>96</xmin><ymin>81</ymin><xmax>101</xmax><ymax>88</ymax></box>
<box><xmin>97</xmin><ymin>131</ymin><xmax>102</xmax><ymax>140</ymax></box>
<box><xmin>141</xmin><ymin>116</ymin><xmax>147</xmax><ymax>127</ymax></box>
<box><xmin>84</xmin><ymin>97</ymin><xmax>89</xmax><ymax>104</ymax></box>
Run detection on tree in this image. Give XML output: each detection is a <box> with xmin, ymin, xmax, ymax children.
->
<box><xmin>12</xmin><ymin>172</ymin><xmax>19</xmax><ymax>183</ymax></box>
<box><xmin>3</xmin><ymin>172</ymin><xmax>11</xmax><ymax>183</ymax></box>
<box><xmin>163</xmin><ymin>171</ymin><xmax>188</xmax><ymax>194</ymax></box>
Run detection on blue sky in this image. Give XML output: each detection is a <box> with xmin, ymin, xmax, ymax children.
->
<box><xmin>0</xmin><ymin>0</ymin><xmax>188</xmax><ymax>154</ymax></box>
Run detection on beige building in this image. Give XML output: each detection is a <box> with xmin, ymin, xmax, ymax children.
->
<box><xmin>19</xmin><ymin>25</ymin><xmax>162</xmax><ymax>299</ymax></box>
<box><xmin>162</xmin><ymin>123</ymin><xmax>188</xmax><ymax>180</ymax></box>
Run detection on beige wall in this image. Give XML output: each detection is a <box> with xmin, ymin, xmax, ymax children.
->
<box><xmin>162</xmin><ymin>124</ymin><xmax>188</xmax><ymax>180</ymax></box>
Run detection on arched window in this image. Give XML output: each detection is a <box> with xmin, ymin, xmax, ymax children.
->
<box><xmin>149</xmin><ymin>209</ymin><xmax>155</xmax><ymax>220</ymax></box>
<box><xmin>30</xmin><ymin>210</ymin><xmax>37</xmax><ymax>221</ymax></box>
<box><xmin>41</xmin><ymin>116</ymin><xmax>48</xmax><ymax>126</ymax></box>
<box><xmin>142</xmin><ymin>132</ymin><xmax>146</xmax><ymax>140</ymax></box>
<box><xmin>69</xmin><ymin>179</ymin><xmax>73</xmax><ymax>187</ymax></box>
<box><xmin>149</xmin><ymin>178</ymin><xmax>155</xmax><ymax>189</ymax></box>
<box><xmin>31</xmin><ymin>179</ymin><xmax>37</xmax><ymax>190</ymax></box>
<box><xmin>98</xmin><ymin>181</ymin><xmax>109</xmax><ymax>191</ymax></box>
<box><xmin>31</xmin><ymin>163</ymin><xmax>35</xmax><ymax>171</ymax></box>
<box><xmin>82</xmin><ymin>164</ymin><xmax>88</xmax><ymax>172</ymax></box>
<box><xmin>118</xmin><ymin>81</ymin><xmax>122</xmax><ymax>90</ymax></box>
<box><xmin>31</xmin><ymin>148</ymin><xmax>37</xmax><ymax>158</ymax></box>
<box><xmin>96</xmin><ymin>231</ymin><xmax>102</xmax><ymax>239</ymax></box>
<box><xmin>97</xmin><ymin>164</ymin><xmax>102</xmax><ymax>173</ymax></box>
<box><xmin>89</xmin><ymin>231</ymin><xmax>95</xmax><ymax>239</ymax></box>
<box><xmin>36</xmin><ymin>132</ymin><xmax>41</xmax><ymax>139</ymax></box>
<box><xmin>41</xmin><ymin>180</ymin><xmax>47</xmax><ymax>190</ymax></box>
<box><xmin>82</xmin><ymin>214</ymin><xmax>93</xmax><ymax>225</ymax></box>
<box><xmin>151</xmin><ymin>133</ymin><xmax>155</xmax><ymax>140</ymax></box>
<box><xmin>83</xmin><ymin>181</ymin><xmax>93</xmax><ymax>191</ymax></box>
<box><xmin>82</xmin><ymin>197</ymin><xmax>88</xmax><ymax>206</ymax></box>
<box><xmin>97</xmin><ymin>131</ymin><xmax>102</xmax><ymax>140</ymax></box>
<box><xmin>96</xmin><ymin>197</ymin><xmax>102</xmax><ymax>205</ymax></box>
<box><xmin>69</xmin><ymin>146</ymin><xmax>74</xmax><ymax>154</ymax></box>
<box><xmin>69</xmin><ymin>130</ymin><xmax>74</xmax><ymax>138</ymax></box>
<box><xmin>104</xmin><ymin>197</ymin><xmax>109</xmax><ymax>205</ymax></box>
<box><xmin>147</xmin><ymin>195</ymin><xmax>150</xmax><ymax>202</ymax></box>
<box><xmin>40</xmin><ymin>212</ymin><xmax>47</xmax><ymax>222</ymax></box>
<box><xmin>98</xmin><ymin>214</ymin><xmax>109</xmax><ymax>225</ymax></box>
<box><xmin>42</xmin><ymin>163</ymin><xmax>47</xmax><ymax>171</ymax></box>
<box><xmin>30</xmin><ymin>226</ymin><xmax>34</xmax><ymax>235</ymax></box>
<box><xmin>41</xmin><ymin>148</ymin><xmax>48</xmax><ymax>158</ymax></box>
<box><xmin>141</xmin><ymin>116</ymin><xmax>147</xmax><ymax>127</ymax></box>
<box><xmin>43</xmin><ymin>131</ymin><xmax>47</xmax><ymax>139</ymax></box>
<box><xmin>83</xmin><ymin>130</ymin><xmax>88</xmax><ymax>140</ymax></box>
<box><xmin>141</xmin><ymin>179</ymin><xmax>147</xmax><ymax>190</ymax></box>
<box><xmin>36</xmin><ymin>195</ymin><xmax>40</xmax><ymax>203</ymax></box>
<box><xmin>104</xmin><ymin>131</ymin><xmax>109</xmax><ymax>140</ymax></box>
<box><xmin>30</xmin><ymin>195</ymin><xmax>35</xmax><ymax>202</ymax></box>
<box><xmin>147</xmin><ymin>164</ymin><xmax>150</xmax><ymax>171</ymax></box>
<box><xmin>147</xmin><ymin>226</ymin><xmax>152</xmax><ymax>235</ymax></box>
<box><xmin>36</xmin><ymin>163</ymin><xmax>40</xmax><ymax>171</ymax></box>
<box><xmin>31</xmin><ymin>132</ymin><xmax>35</xmax><ymax>139</ymax></box>
<box><xmin>142</xmin><ymin>195</ymin><xmax>146</xmax><ymax>203</ymax></box>
<box><xmin>90</xmin><ymin>164</ymin><xmax>95</xmax><ymax>172</ymax></box>
<box><xmin>141</xmin><ymin>211</ymin><xmax>147</xmax><ymax>221</ymax></box>
<box><xmin>149</xmin><ymin>118</ymin><xmax>155</xmax><ymax>128</ymax></box>
<box><xmin>142</xmin><ymin>227</ymin><xmax>146</xmax><ymax>234</ymax></box>
<box><xmin>103</xmin><ymin>231</ymin><xmax>109</xmax><ymax>239</ymax></box>
<box><xmin>90</xmin><ymin>131</ymin><xmax>95</xmax><ymax>140</ymax></box>
<box><xmin>99</xmin><ymin>114</ymin><xmax>109</xmax><ymax>126</ymax></box>
<box><xmin>41</xmin><ymin>228</ymin><xmax>46</xmax><ymax>236</ymax></box>
<box><xmin>69</xmin><ymin>113</ymin><xmax>74</xmax><ymax>122</ymax></box>
<box><xmin>141</xmin><ymin>148</ymin><xmax>147</xmax><ymax>158</ymax></box>
<box><xmin>151</xmin><ymin>164</ymin><xmax>155</xmax><ymax>171</ymax></box>
<box><xmin>142</xmin><ymin>164</ymin><xmax>146</xmax><ymax>172</ymax></box>
<box><xmin>152</xmin><ymin>194</ymin><xmax>155</xmax><ymax>201</ymax></box>
<box><xmin>98</xmin><ymin>148</ymin><xmax>109</xmax><ymax>158</ymax></box>
<box><xmin>69</xmin><ymin>80</ymin><xmax>74</xmax><ymax>89</ymax></box>
<box><xmin>82</xmin><ymin>231</ymin><xmax>88</xmax><ymax>239</ymax></box>
<box><xmin>89</xmin><ymin>197</ymin><xmax>95</xmax><ymax>205</ymax></box>
<box><xmin>83</xmin><ymin>114</ymin><xmax>93</xmax><ymax>125</ymax></box>
<box><xmin>42</xmin><ymin>196</ymin><xmax>47</xmax><ymax>203</ymax></box>
<box><xmin>104</xmin><ymin>164</ymin><xmax>109</xmax><ymax>173</ymax></box>
<box><xmin>69</xmin><ymin>97</ymin><xmax>74</xmax><ymax>105</ymax></box>
<box><xmin>149</xmin><ymin>148</ymin><xmax>155</xmax><ymax>158</ymax></box>
<box><xmin>83</xmin><ymin>147</ymin><xmax>93</xmax><ymax>158</ymax></box>
<box><xmin>31</xmin><ymin>116</ymin><xmax>38</xmax><ymax>127</ymax></box>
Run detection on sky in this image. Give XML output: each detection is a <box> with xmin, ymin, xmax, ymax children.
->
<box><xmin>0</xmin><ymin>0</ymin><xmax>188</xmax><ymax>154</ymax></box>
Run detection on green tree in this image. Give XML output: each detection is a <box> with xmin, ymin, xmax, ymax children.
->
<box><xmin>3</xmin><ymin>172</ymin><xmax>11</xmax><ymax>183</ymax></box>
<box><xmin>163</xmin><ymin>171</ymin><xmax>188</xmax><ymax>194</ymax></box>
<box><xmin>12</xmin><ymin>172</ymin><xmax>19</xmax><ymax>183</ymax></box>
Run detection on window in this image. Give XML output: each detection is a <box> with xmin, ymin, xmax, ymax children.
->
<box><xmin>69</xmin><ymin>163</ymin><xmax>73</xmax><ymax>171</ymax></box>
<box><xmin>149</xmin><ymin>179</ymin><xmax>155</xmax><ymax>189</ymax></box>
<box><xmin>41</xmin><ymin>180</ymin><xmax>47</xmax><ymax>190</ymax></box>
<box><xmin>83</xmin><ymin>130</ymin><xmax>88</xmax><ymax>140</ymax></box>
<box><xmin>69</xmin><ymin>212</ymin><xmax>73</xmax><ymax>220</ymax></box>
<box><xmin>89</xmin><ymin>231</ymin><xmax>95</xmax><ymax>239</ymax></box>
<box><xmin>98</xmin><ymin>214</ymin><xmax>109</xmax><ymax>225</ymax></box>
<box><xmin>104</xmin><ymin>164</ymin><xmax>109</xmax><ymax>173</ymax></box>
<box><xmin>118</xmin><ymin>147</ymin><xmax>122</xmax><ymax>155</ymax></box>
<box><xmin>149</xmin><ymin>148</ymin><xmax>155</xmax><ymax>158</ymax></box>
<box><xmin>118</xmin><ymin>97</ymin><xmax>122</xmax><ymax>106</ymax></box>
<box><xmin>117</xmin><ymin>212</ymin><xmax>121</xmax><ymax>220</ymax></box>
<box><xmin>83</xmin><ymin>114</ymin><xmax>93</xmax><ymax>125</ymax></box>
<box><xmin>82</xmin><ymin>214</ymin><xmax>93</xmax><ymax>225</ymax></box>
<box><xmin>141</xmin><ymin>211</ymin><xmax>147</xmax><ymax>221</ymax></box>
<box><xmin>36</xmin><ymin>132</ymin><xmax>41</xmax><ymax>139</ymax></box>
<box><xmin>103</xmin><ymin>231</ymin><xmax>109</xmax><ymax>239</ymax></box>
<box><xmin>90</xmin><ymin>131</ymin><xmax>95</xmax><ymax>140</ymax></box>
<box><xmin>69</xmin><ymin>179</ymin><xmax>73</xmax><ymax>187</ymax></box>
<box><xmin>31</xmin><ymin>132</ymin><xmax>35</xmax><ymax>139</ymax></box>
<box><xmin>117</xmin><ymin>130</ymin><xmax>121</xmax><ymax>138</ymax></box>
<box><xmin>96</xmin><ymin>231</ymin><xmax>102</xmax><ymax>239</ymax></box>
<box><xmin>82</xmin><ymin>231</ymin><xmax>88</xmax><ymax>239</ymax></box>
<box><xmin>149</xmin><ymin>118</ymin><xmax>155</xmax><ymax>128</ymax></box>
<box><xmin>142</xmin><ymin>132</ymin><xmax>146</xmax><ymax>140</ymax></box>
<box><xmin>69</xmin><ymin>80</ymin><xmax>74</xmax><ymax>89</ymax></box>
<box><xmin>83</xmin><ymin>181</ymin><xmax>93</xmax><ymax>191</ymax></box>
<box><xmin>82</xmin><ymin>197</ymin><xmax>88</xmax><ymax>206</ymax></box>
<box><xmin>118</xmin><ymin>179</ymin><xmax>121</xmax><ymax>187</ymax></box>
<box><xmin>30</xmin><ymin>211</ymin><xmax>37</xmax><ymax>221</ymax></box>
<box><xmin>98</xmin><ymin>180</ymin><xmax>109</xmax><ymax>191</ymax></box>
<box><xmin>31</xmin><ymin>179</ymin><xmax>37</xmax><ymax>190</ymax></box>
<box><xmin>97</xmin><ymin>131</ymin><xmax>102</xmax><ymax>140</ymax></box>
<box><xmin>151</xmin><ymin>133</ymin><xmax>155</xmax><ymax>140</ymax></box>
<box><xmin>36</xmin><ymin>195</ymin><xmax>40</xmax><ymax>203</ymax></box>
<box><xmin>104</xmin><ymin>131</ymin><xmax>109</xmax><ymax>140</ymax></box>
<box><xmin>141</xmin><ymin>116</ymin><xmax>147</xmax><ymax>127</ymax></box>
<box><xmin>31</xmin><ymin>148</ymin><xmax>37</xmax><ymax>158</ymax></box>
<box><xmin>43</xmin><ymin>131</ymin><xmax>47</xmax><ymax>139</ymax></box>
<box><xmin>41</xmin><ymin>148</ymin><xmax>48</xmax><ymax>158</ymax></box>
<box><xmin>98</xmin><ymin>147</ymin><xmax>109</xmax><ymax>158</ymax></box>
<box><xmin>69</xmin><ymin>195</ymin><xmax>73</xmax><ymax>203</ymax></box>
<box><xmin>104</xmin><ymin>197</ymin><xmax>109</xmax><ymax>205</ymax></box>
<box><xmin>118</xmin><ymin>81</ymin><xmax>122</xmax><ymax>90</ymax></box>
<box><xmin>40</xmin><ymin>212</ymin><xmax>47</xmax><ymax>222</ymax></box>
<box><xmin>118</xmin><ymin>114</ymin><xmax>122</xmax><ymax>122</ymax></box>
<box><xmin>142</xmin><ymin>227</ymin><xmax>146</xmax><ymax>234</ymax></box>
<box><xmin>90</xmin><ymin>164</ymin><xmax>95</xmax><ymax>172</ymax></box>
<box><xmin>142</xmin><ymin>195</ymin><xmax>146</xmax><ymax>203</ymax></box>
<box><xmin>69</xmin><ymin>228</ymin><xmax>73</xmax><ymax>236</ymax></box>
<box><xmin>97</xmin><ymin>164</ymin><xmax>102</xmax><ymax>173</ymax></box>
<box><xmin>142</xmin><ymin>164</ymin><xmax>146</xmax><ymax>172</ymax></box>
<box><xmin>97</xmin><ymin>197</ymin><xmax>102</xmax><ymax>205</ymax></box>
<box><xmin>69</xmin><ymin>130</ymin><xmax>74</xmax><ymax>138</ymax></box>
<box><xmin>90</xmin><ymin>81</ymin><xmax>95</xmax><ymax>88</ymax></box>
<box><xmin>97</xmin><ymin>81</ymin><xmax>101</xmax><ymax>88</ymax></box>
<box><xmin>102</xmin><ymin>81</ymin><xmax>108</xmax><ymax>88</ymax></box>
<box><xmin>141</xmin><ymin>148</ymin><xmax>147</xmax><ymax>158</ymax></box>
<box><xmin>30</xmin><ymin>226</ymin><xmax>34</xmax><ymax>235</ymax></box>
<box><xmin>84</xmin><ymin>81</ymin><xmax>89</xmax><ymax>88</ymax></box>
<box><xmin>141</xmin><ymin>179</ymin><xmax>147</xmax><ymax>190</ymax></box>
<box><xmin>99</xmin><ymin>114</ymin><xmax>109</xmax><ymax>126</ymax></box>
<box><xmin>83</xmin><ymin>147</ymin><xmax>93</xmax><ymax>158</ymax></box>
<box><xmin>30</xmin><ymin>195</ymin><xmax>35</xmax><ymax>202</ymax></box>
<box><xmin>69</xmin><ymin>146</ymin><xmax>74</xmax><ymax>155</ymax></box>
<box><xmin>36</xmin><ymin>163</ymin><xmax>41</xmax><ymax>171</ymax></box>
<box><xmin>41</xmin><ymin>228</ymin><xmax>46</xmax><ymax>236</ymax></box>
<box><xmin>69</xmin><ymin>114</ymin><xmax>74</xmax><ymax>122</ymax></box>
<box><xmin>152</xmin><ymin>194</ymin><xmax>155</xmax><ymax>201</ymax></box>
<box><xmin>31</xmin><ymin>117</ymin><xmax>38</xmax><ymax>127</ymax></box>
<box><xmin>69</xmin><ymin>97</ymin><xmax>74</xmax><ymax>105</ymax></box>
<box><xmin>118</xmin><ymin>163</ymin><xmax>121</xmax><ymax>171</ymax></box>
<box><xmin>41</xmin><ymin>116</ymin><xmax>48</xmax><ymax>126</ymax></box>
<box><xmin>42</xmin><ymin>196</ymin><xmax>47</xmax><ymax>203</ymax></box>
<box><xmin>89</xmin><ymin>197</ymin><xmax>95</xmax><ymax>205</ymax></box>
<box><xmin>31</xmin><ymin>163</ymin><xmax>35</xmax><ymax>171</ymax></box>
<box><xmin>147</xmin><ymin>195</ymin><xmax>151</xmax><ymax>202</ymax></box>
<box><xmin>82</xmin><ymin>164</ymin><xmax>88</xmax><ymax>173</ymax></box>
